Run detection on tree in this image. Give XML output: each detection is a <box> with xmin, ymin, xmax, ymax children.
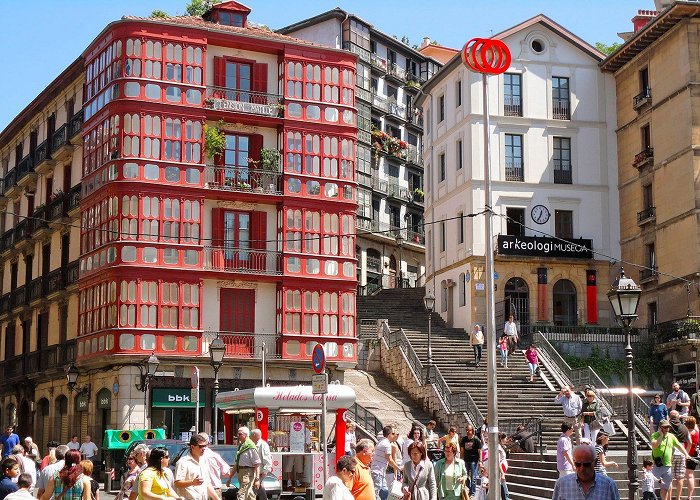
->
<box><xmin>595</xmin><ymin>41</ymin><xmax>622</xmax><ymax>55</ymax></box>
<box><xmin>150</xmin><ymin>9</ymin><xmax>169</xmax><ymax>18</ymax></box>
<box><xmin>185</xmin><ymin>0</ymin><xmax>221</xmax><ymax>17</ymax></box>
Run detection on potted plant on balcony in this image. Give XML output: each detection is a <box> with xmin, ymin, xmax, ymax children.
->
<box><xmin>204</xmin><ymin>121</ymin><xmax>226</xmax><ymax>162</ymax></box>
<box><xmin>680</xmin><ymin>318</ymin><xmax>700</xmax><ymax>339</ymax></box>
<box><xmin>406</xmin><ymin>79</ymin><xmax>422</xmax><ymax>90</ymax></box>
<box><xmin>413</xmin><ymin>188</ymin><xmax>424</xmax><ymax>202</ymax></box>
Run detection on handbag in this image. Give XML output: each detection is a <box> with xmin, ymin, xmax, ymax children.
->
<box><xmin>389</xmin><ymin>478</ymin><xmax>405</xmax><ymax>500</ymax></box>
<box><xmin>402</xmin><ymin>465</ymin><xmax>422</xmax><ymax>500</ymax></box>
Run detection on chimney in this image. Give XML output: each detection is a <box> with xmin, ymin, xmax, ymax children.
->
<box><xmin>632</xmin><ymin>9</ymin><xmax>658</xmax><ymax>32</ymax></box>
<box><xmin>421</xmin><ymin>37</ymin><xmax>431</xmax><ymax>48</ymax></box>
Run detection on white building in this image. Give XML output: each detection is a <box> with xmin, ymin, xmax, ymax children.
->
<box><xmin>418</xmin><ymin>15</ymin><xmax>620</xmax><ymax>338</ymax></box>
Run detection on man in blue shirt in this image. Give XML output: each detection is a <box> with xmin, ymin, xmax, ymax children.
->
<box><xmin>0</xmin><ymin>428</ymin><xmax>19</xmax><ymax>459</ymax></box>
<box><xmin>552</xmin><ymin>444</ymin><xmax>620</xmax><ymax>500</ymax></box>
<box><xmin>0</xmin><ymin>456</ymin><xmax>19</xmax><ymax>500</ymax></box>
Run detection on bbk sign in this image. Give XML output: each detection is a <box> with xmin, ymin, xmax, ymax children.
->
<box><xmin>152</xmin><ymin>388</ymin><xmax>205</xmax><ymax>408</ymax></box>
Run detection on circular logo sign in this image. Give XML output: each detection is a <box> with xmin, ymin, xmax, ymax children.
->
<box><xmin>342</xmin><ymin>410</ymin><xmax>349</xmax><ymax>422</ymax></box>
<box><xmin>293</xmin><ymin>422</ymin><xmax>303</xmax><ymax>432</ymax></box>
<box><xmin>461</xmin><ymin>38</ymin><xmax>511</xmax><ymax>75</ymax></box>
<box><xmin>256</xmin><ymin>410</ymin><xmax>264</xmax><ymax>422</ymax></box>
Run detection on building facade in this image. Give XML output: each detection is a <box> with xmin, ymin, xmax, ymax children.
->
<box><xmin>0</xmin><ymin>1</ymin><xmax>357</xmax><ymax>449</ymax></box>
<box><xmin>279</xmin><ymin>10</ymin><xmax>441</xmax><ymax>294</ymax></box>
<box><xmin>420</xmin><ymin>16</ymin><xmax>621</xmax><ymax>337</ymax></box>
<box><xmin>602</xmin><ymin>2</ymin><xmax>700</xmax><ymax>367</ymax></box>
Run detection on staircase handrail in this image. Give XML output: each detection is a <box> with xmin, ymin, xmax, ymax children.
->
<box><xmin>570</xmin><ymin>366</ymin><xmax>616</xmax><ymax>417</ymax></box>
<box><xmin>500</xmin><ymin>416</ymin><xmax>544</xmax><ymax>455</ymax></box>
<box><xmin>607</xmin><ymin>393</ymin><xmax>652</xmax><ymax>444</ymax></box>
<box><xmin>380</xmin><ymin>322</ymin><xmax>484</xmax><ymax>426</ymax></box>
<box><xmin>534</xmin><ymin>330</ymin><xmax>573</xmax><ymax>388</ymax></box>
<box><xmin>348</xmin><ymin>403</ymin><xmax>383</xmax><ymax>443</ymax></box>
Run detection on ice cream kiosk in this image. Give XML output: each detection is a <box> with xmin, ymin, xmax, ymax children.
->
<box><xmin>216</xmin><ymin>385</ymin><xmax>356</xmax><ymax>494</ymax></box>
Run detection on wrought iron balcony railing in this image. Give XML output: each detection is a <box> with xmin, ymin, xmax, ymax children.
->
<box><xmin>633</xmin><ymin>87</ymin><xmax>652</xmax><ymax>110</ymax></box>
<box><xmin>202</xmin><ymin>246</ymin><xmax>282</xmax><ymax>275</ymax></box>
<box><xmin>205</xmin><ymin>164</ymin><xmax>282</xmax><ymax>195</ymax></box>
<box><xmin>204</xmin><ymin>86</ymin><xmax>283</xmax><ymax>117</ymax></box>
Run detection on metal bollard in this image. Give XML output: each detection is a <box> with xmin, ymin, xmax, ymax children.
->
<box><xmin>305</xmin><ymin>486</ymin><xmax>315</xmax><ymax>500</ymax></box>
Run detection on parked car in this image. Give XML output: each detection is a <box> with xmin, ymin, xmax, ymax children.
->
<box><xmin>172</xmin><ymin>445</ymin><xmax>281</xmax><ymax>500</ymax></box>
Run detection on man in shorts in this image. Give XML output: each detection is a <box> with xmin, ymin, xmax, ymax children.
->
<box><xmin>651</xmin><ymin>419</ymin><xmax>692</xmax><ymax>500</ymax></box>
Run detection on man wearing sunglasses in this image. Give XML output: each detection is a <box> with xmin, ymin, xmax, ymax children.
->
<box><xmin>552</xmin><ymin>444</ymin><xmax>619</xmax><ymax>499</ymax></box>
<box><xmin>651</xmin><ymin>419</ymin><xmax>692</xmax><ymax>500</ymax></box>
<box><xmin>175</xmin><ymin>435</ymin><xmax>217</xmax><ymax>500</ymax></box>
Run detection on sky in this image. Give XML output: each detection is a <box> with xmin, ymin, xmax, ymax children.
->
<box><xmin>0</xmin><ymin>0</ymin><xmax>652</xmax><ymax>131</ymax></box>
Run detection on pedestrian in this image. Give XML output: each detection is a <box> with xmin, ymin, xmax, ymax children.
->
<box><xmin>22</xmin><ymin>438</ymin><xmax>40</xmax><ymax>468</ymax></box>
<box><xmin>127</xmin><ymin>445</ymin><xmax>151</xmax><ymax>500</ymax></box>
<box><xmin>0</xmin><ymin>458</ymin><xmax>19</xmax><ymax>500</ymax></box>
<box><xmin>525</xmin><ymin>344</ymin><xmax>538</xmax><ymax>382</ymax></box>
<box><xmin>345</xmin><ymin>423</ymin><xmax>357</xmax><ymax>457</ymax></box>
<box><xmin>401</xmin><ymin>442</ymin><xmax>436</xmax><ymax>500</ymax></box>
<box><xmin>479</xmin><ymin>434</ymin><xmax>509</xmax><ymax>500</ymax></box>
<box><xmin>323</xmin><ymin>455</ymin><xmax>355</xmax><ymax>500</ymax></box>
<box><xmin>593</xmin><ymin>432</ymin><xmax>617</xmax><ymax>475</ymax></box>
<box><xmin>581</xmin><ymin>389</ymin><xmax>601</xmax><ymax>444</ymax></box>
<box><xmin>556</xmin><ymin>423</ymin><xmax>576</xmax><ymax>478</ymax></box>
<box><xmin>503</xmin><ymin>315</ymin><xmax>518</xmax><ymax>354</ymax></box>
<box><xmin>403</xmin><ymin>426</ymin><xmax>426</xmax><ymax>467</ymax></box>
<box><xmin>250</xmin><ymin>429</ymin><xmax>272</xmax><ymax>500</ymax></box>
<box><xmin>469</xmin><ymin>325</ymin><xmax>484</xmax><ymax>367</ymax></box>
<box><xmin>555</xmin><ymin>386</ymin><xmax>583</xmax><ymax>445</ymax></box>
<box><xmin>438</xmin><ymin>428</ymin><xmax>460</xmax><ymax>459</ymax></box>
<box><xmin>176</xmin><ymin>435</ymin><xmax>216</xmax><ymax>500</ymax></box>
<box><xmin>425</xmin><ymin>421</ymin><xmax>440</xmax><ymax>461</ymax></box>
<box><xmin>80</xmin><ymin>460</ymin><xmax>99</xmax><ymax>500</ymax></box>
<box><xmin>432</xmin><ymin>443</ymin><xmax>466</xmax><ymax>500</ymax></box>
<box><xmin>66</xmin><ymin>437</ymin><xmax>80</xmax><ymax>452</ymax></box>
<box><xmin>115</xmin><ymin>454</ymin><xmax>140</xmax><ymax>500</ymax></box>
<box><xmin>79</xmin><ymin>437</ymin><xmax>98</xmax><ymax>465</ymax></box>
<box><xmin>498</xmin><ymin>335</ymin><xmax>509</xmax><ymax>368</ymax></box>
<box><xmin>691</xmin><ymin>388</ymin><xmax>700</xmax><ymax>420</ymax></box>
<box><xmin>459</xmin><ymin>425</ymin><xmax>481</xmax><ymax>498</ymax></box>
<box><xmin>40</xmin><ymin>442</ymin><xmax>60</xmax><ymax>471</ymax></box>
<box><xmin>0</xmin><ymin>428</ymin><xmax>19</xmax><ymax>460</ymax></box>
<box><xmin>552</xmin><ymin>445</ymin><xmax>620</xmax><ymax>500</ymax></box>
<box><xmin>475</xmin><ymin>420</ymin><xmax>487</xmax><ymax>444</ymax></box>
<box><xmin>39</xmin><ymin>450</ymin><xmax>91</xmax><ymax>500</ymax></box>
<box><xmin>667</xmin><ymin>383</ymin><xmax>691</xmax><ymax>421</ymax></box>
<box><xmin>229</xmin><ymin>427</ymin><xmax>260</xmax><ymax>500</ymax></box>
<box><xmin>37</xmin><ymin>445</ymin><xmax>68</xmax><ymax>499</ymax></box>
<box><xmin>10</xmin><ymin>445</ymin><xmax>35</xmax><ymax>487</ymax></box>
<box><xmin>370</xmin><ymin>426</ymin><xmax>399</xmax><ymax>500</ymax></box>
<box><xmin>641</xmin><ymin>458</ymin><xmax>659</xmax><ymax>500</ymax></box>
<box><xmin>650</xmin><ymin>394</ymin><xmax>669</xmax><ymax>434</ymax></box>
<box><xmin>651</xmin><ymin>419</ymin><xmax>692</xmax><ymax>500</ymax></box>
<box><xmin>3</xmin><ymin>473</ymin><xmax>32</xmax><ymax>500</ymax></box>
<box><xmin>349</xmin><ymin>440</ymin><xmax>374</xmax><ymax>500</ymax></box>
<box><xmin>684</xmin><ymin>416</ymin><xmax>699</xmax><ymax>500</ymax></box>
<box><xmin>669</xmin><ymin>410</ymin><xmax>691</xmax><ymax>498</ymax></box>
<box><xmin>136</xmin><ymin>447</ymin><xmax>180</xmax><ymax>500</ymax></box>
<box><xmin>511</xmin><ymin>425</ymin><xmax>535</xmax><ymax>454</ymax></box>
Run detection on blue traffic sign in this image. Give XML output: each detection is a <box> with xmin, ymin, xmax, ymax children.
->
<box><xmin>312</xmin><ymin>344</ymin><xmax>325</xmax><ymax>374</ymax></box>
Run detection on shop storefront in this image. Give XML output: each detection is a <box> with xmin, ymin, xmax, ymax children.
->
<box><xmin>151</xmin><ymin>388</ymin><xmax>205</xmax><ymax>440</ymax></box>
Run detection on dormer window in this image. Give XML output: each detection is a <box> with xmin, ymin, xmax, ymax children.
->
<box><xmin>204</xmin><ymin>1</ymin><xmax>251</xmax><ymax>27</ymax></box>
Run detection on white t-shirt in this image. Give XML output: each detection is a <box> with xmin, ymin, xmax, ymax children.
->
<box><xmin>175</xmin><ymin>453</ymin><xmax>211</xmax><ymax>500</ymax></box>
<box><xmin>371</xmin><ymin>438</ymin><xmax>391</xmax><ymax>473</ymax></box>
<box><xmin>80</xmin><ymin>442</ymin><xmax>99</xmax><ymax>458</ymax></box>
<box><xmin>323</xmin><ymin>476</ymin><xmax>353</xmax><ymax>500</ymax></box>
<box><xmin>67</xmin><ymin>441</ymin><xmax>80</xmax><ymax>451</ymax></box>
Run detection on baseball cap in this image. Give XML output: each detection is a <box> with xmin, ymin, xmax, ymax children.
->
<box><xmin>659</xmin><ymin>419</ymin><xmax>671</xmax><ymax>427</ymax></box>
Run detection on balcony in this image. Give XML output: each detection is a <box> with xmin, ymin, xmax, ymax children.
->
<box><xmin>639</xmin><ymin>267</ymin><xmax>658</xmax><ymax>283</ymax></box>
<box><xmin>553</xmin><ymin>167</ymin><xmax>572</xmax><ymax>184</ymax></box>
<box><xmin>342</xmin><ymin>42</ymin><xmax>370</xmax><ymax>64</ymax></box>
<box><xmin>4</xmin><ymin>169</ymin><xmax>17</xmax><ymax>196</ymax></box>
<box><xmin>372</xmin><ymin>131</ymin><xmax>408</xmax><ymax>161</ymax></box>
<box><xmin>0</xmin><ymin>230</ymin><xmax>14</xmax><ymax>255</ymax></box>
<box><xmin>28</xmin><ymin>276</ymin><xmax>46</xmax><ymax>304</ymax></box>
<box><xmin>370</xmin><ymin>53</ymin><xmax>388</xmax><ymax>73</ymax></box>
<box><xmin>652</xmin><ymin>316</ymin><xmax>700</xmax><ymax>347</ymax></box>
<box><xmin>386</xmin><ymin>63</ymin><xmax>406</xmax><ymax>83</ymax></box>
<box><xmin>68</xmin><ymin>109</ymin><xmax>84</xmax><ymax>144</ymax></box>
<box><xmin>505</xmin><ymin>162</ymin><xmax>524</xmax><ymax>182</ymax></box>
<box><xmin>371</xmin><ymin>174</ymin><xmax>388</xmax><ymax>194</ymax></box>
<box><xmin>407</xmin><ymin>229</ymin><xmax>425</xmax><ymax>245</ymax></box>
<box><xmin>205</xmin><ymin>164</ymin><xmax>282</xmax><ymax>195</ymax></box>
<box><xmin>31</xmin><ymin>205</ymin><xmax>50</xmax><ymax>239</ymax></box>
<box><xmin>204</xmin><ymin>86</ymin><xmax>283</xmax><ymax>118</ymax></box>
<box><xmin>633</xmin><ymin>147</ymin><xmax>654</xmax><ymax>170</ymax></box>
<box><xmin>202</xmin><ymin>246</ymin><xmax>282</xmax><ymax>276</ymax></box>
<box><xmin>34</xmin><ymin>140</ymin><xmax>57</xmax><ymax>175</ymax></box>
<box><xmin>13</xmin><ymin>219</ymin><xmax>30</xmax><ymax>251</ymax></box>
<box><xmin>504</xmin><ymin>96</ymin><xmax>522</xmax><ymax>117</ymax></box>
<box><xmin>0</xmin><ymin>294</ymin><xmax>8</xmax><ymax>316</ymax></box>
<box><xmin>16</xmin><ymin>154</ymin><xmax>36</xmax><ymax>190</ymax></box>
<box><xmin>357</xmin><ymin>87</ymin><xmax>372</xmax><ymax>103</ymax></box>
<box><xmin>0</xmin><ymin>340</ymin><xmax>77</xmax><ymax>385</ymax></box>
<box><xmin>406</xmin><ymin>107</ymin><xmax>424</xmax><ymax>129</ymax></box>
<box><xmin>10</xmin><ymin>285</ymin><xmax>27</xmax><ymax>310</ymax></box>
<box><xmin>637</xmin><ymin>206</ymin><xmax>656</xmax><ymax>224</ymax></box>
<box><xmin>386</xmin><ymin>100</ymin><xmax>407</xmax><ymax>121</ymax></box>
<box><xmin>51</xmin><ymin>124</ymin><xmax>74</xmax><ymax>162</ymax></box>
<box><xmin>203</xmin><ymin>331</ymin><xmax>281</xmax><ymax>359</ymax></box>
<box><xmin>553</xmin><ymin>101</ymin><xmax>570</xmax><ymax>120</ymax></box>
<box><xmin>371</xmin><ymin>93</ymin><xmax>389</xmax><ymax>113</ymax></box>
<box><xmin>633</xmin><ymin>87</ymin><xmax>652</xmax><ymax>110</ymax></box>
<box><xmin>387</xmin><ymin>182</ymin><xmax>410</xmax><ymax>201</ymax></box>
<box><xmin>406</xmin><ymin>145</ymin><xmax>423</xmax><ymax>166</ymax></box>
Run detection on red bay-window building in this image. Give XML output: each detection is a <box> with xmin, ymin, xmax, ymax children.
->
<box><xmin>68</xmin><ymin>1</ymin><xmax>357</xmax><ymax>436</ymax></box>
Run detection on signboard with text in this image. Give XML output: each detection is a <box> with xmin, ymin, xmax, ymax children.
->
<box><xmin>152</xmin><ymin>388</ymin><xmax>206</xmax><ymax>408</ymax></box>
<box><xmin>497</xmin><ymin>235</ymin><xmax>593</xmax><ymax>259</ymax></box>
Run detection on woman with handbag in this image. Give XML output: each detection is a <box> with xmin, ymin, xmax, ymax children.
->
<box><xmin>432</xmin><ymin>443</ymin><xmax>467</xmax><ymax>500</ymax></box>
<box><xmin>581</xmin><ymin>389</ymin><xmax>601</xmax><ymax>443</ymax></box>
<box><xmin>401</xmin><ymin>442</ymin><xmax>436</xmax><ymax>500</ymax></box>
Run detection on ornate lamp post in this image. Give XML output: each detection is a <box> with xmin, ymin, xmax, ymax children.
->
<box><xmin>423</xmin><ymin>291</ymin><xmax>435</xmax><ymax>373</ymax></box>
<box><xmin>607</xmin><ymin>268</ymin><xmax>641</xmax><ymax>500</ymax></box>
<box><xmin>135</xmin><ymin>353</ymin><xmax>160</xmax><ymax>428</ymax></box>
<box><xmin>209</xmin><ymin>337</ymin><xmax>226</xmax><ymax>444</ymax></box>
<box><xmin>66</xmin><ymin>363</ymin><xmax>79</xmax><ymax>392</ymax></box>
<box><xmin>396</xmin><ymin>232</ymin><xmax>404</xmax><ymax>289</ymax></box>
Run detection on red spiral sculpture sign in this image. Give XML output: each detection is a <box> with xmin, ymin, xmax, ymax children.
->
<box><xmin>461</xmin><ymin>38</ymin><xmax>511</xmax><ymax>74</ymax></box>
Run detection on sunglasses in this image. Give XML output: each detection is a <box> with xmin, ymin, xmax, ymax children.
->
<box><xmin>162</xmin><ymin>455</ymin><xmax>170</xmax><ymax>459</ymax></box>
<box><xmin>574</xmin><ymin>462</ymin><xmax>592</xmax><ymax>468</ymax></box>
<box><xmin>196</xmin><ymin>445</ymin><xmax>208</xmax><ymax>449</ymax></box>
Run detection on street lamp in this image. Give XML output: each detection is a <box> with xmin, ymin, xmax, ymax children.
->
<box><xmin>608</xmin><ymin>268</ymin><xmax>641</xmax><ymax>500</ymax></box>
<box><xmin>396</xmin><ymin>232</ymin><xmax>404</xmax><ymax>289</ymax></box>
<box><xmin>423</xmin><ymin>291</ymin><xmax>435</xmax><ymax>375</ymax></box>
<box><xmin>209</xmin><ymin>337</ymin><xmax>226</xmax><ymax>445</ymax></box>
<box><xmin>135</xmin><ymin>353</ymin><xmax>160</xmax><ymax>429</ymax></box>
<box><xmin>66</xmin><ymin>363</ymin><xmax>79</xmax><ymax>392</ymax></box>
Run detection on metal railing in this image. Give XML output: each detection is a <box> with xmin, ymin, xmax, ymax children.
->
<box><xmin>52</xmin><ymin>124</ymin><xmax>69</xmax><ymax>152</ymax></box>
<box><xmin>370</xmin><ymin>53</ymin><xmax>388</xmax><ymax>72</ymax></box>
<box><xmin>553</xmin><ymin>101</ymin><xmax>571</xmax><ymax>120</ymax></box>
<box><xmin>640</xmin><ymin>267</ymin><xmax>658</xmax><ymax>282</ymax></box>
<box><xmin>17</xmin><ymin>154</ymin><xmax>34</xmax><ymax>183</ymax></box>
<box><xmin>504</xmin><ymin>96</ymin><xmax>522</xmax><ymax>117</ymax></box>
<box><xmin>538</xmin><ymin>325</ymin><xmax>649</xmax><ymax>344</ymax></box>
<box><xmin>505</xmin><ymin>162</ymin><xmax>524</xmax><ymax>182</ymax></box>
<box><xmin>637</xmin><ymin>206</ymin><xmax>656</xmax><ymax>223</ymax></box>
<box><xmin>554</xmin><ymin>167</ymin><xmax>572</xmax><ymax>184</ymax></box>
<box><xmin>382</xmin><ymin>323</ymin><xmax>484</xmax><ymax>426</ymax></box>
<box><xmin>348</xmin><ymin>403</ymin><xmax>383</xmax><ymax>442</ymax></box>
<box><xmin>651</xmin><ymin>316</ymin><xmax>700</xmax><ymax>344</ymax></box>
<box><xmin>501</xmin><ymin>416</ymin><xmax>544</xmax><ymax>455</ymax></box>
<box><xmin>202</xmin><ymin>331</ymin><xmax>281</xmax><ymax>358</ymax></box>
<box><xmin>204</xmin><ymin>86</ymin><xmax>283</xmax><ymax>117</ymax></box>
<box><xmin>203</xmin><ymin>247</ymin><xmax>282</xmax><ymax>275</ymax></box>
<box><xmin>205</xmin><ymin>164</ymin><xmax>282</xmax><ymax>195</ymax></box>
<box><xmin>608</xmin><ymin>392</ymin><xmax>651</xmax><ymax>442</ymax></box>
<box><xmin>34</xmin><ymin>140</ymin><xmax>49</xmax><ymax>165</ymax></box>
<box><xmin>68</xmin><ymin>110</ymin><xmax>84</xmax><ymax>138</ymax></box>
<box><xmin>406</xmin><ymin>144</ymin><xmax>423</xmax><ymax>166</ymax></box>
<box><xmin>386</xmin><ymin>63</ymin><xmax>407</xmax><ymax>81</ymax></box>
<box><xmin>633</xmin><ymin>87</ymin><xmax>652</xmax><ymax>110</ymax></box>
<box><xmin>633</xmin><ymin>147</ymin><xmax>654</xmax><ymax>168</ymax></box>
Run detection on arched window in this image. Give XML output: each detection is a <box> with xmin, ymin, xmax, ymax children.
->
<box><xmin>459</xmin><ymin>273</ymin><xmax>466</xmax><ymax>306</ymax></box>
<box><xmin>553</xmin><ymin>279</ymin><xmax>577</xmax><ymax>325</ymax></box>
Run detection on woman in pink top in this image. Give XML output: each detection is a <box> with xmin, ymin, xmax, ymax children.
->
<box><xmin>525</xmin><ymin>345</ymin><xmax>538</xmax><ymax>382</ymax></box>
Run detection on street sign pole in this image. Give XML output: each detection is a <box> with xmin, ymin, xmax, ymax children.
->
<box><xmin>311</xmin><ymin>344</ymin><xmax>328</xmax><ymax>486</ymax></box>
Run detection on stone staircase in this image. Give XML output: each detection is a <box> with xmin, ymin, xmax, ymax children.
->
<box><xmin>357</xmin><ymin>287</ymin><xmax>645</xmax><ymax>452</ymax></box>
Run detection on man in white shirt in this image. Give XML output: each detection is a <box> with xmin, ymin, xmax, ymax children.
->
<box><xmin>66</xmin><ymin>436</ymin><xmax>80</xmax><ymax>451</ymax></box>
<box><xmin>10</xmin><ymin>446</ymin><xmax>36</xmax><ymax>487</ymax></box>
<box><xmin>22</xmin><ymin>438</ymin><xmax>40</xmax><ymax>468</ymax></box>
<box><xmin>37</xmin><ymin>445</ymin><xmax>68</xmax><ymax>498</ymax></box>
<box><xmin>79</xmin><ymin>435</ymin><xmax>99</xmax><ymax>463</ymax></box>
<box><xmin>251</xmin><ymin>429</ymin><xmax>271</xmax><ymax>500</ymax></box>
<box><xmin>198</xmin><ymin>433</ymin><xmax>232</xmax><ymax>497</ymax></box>
<box><xmin>370</xmin><ymin>426</ymin><xmax>399</xmax><ymax>500</ymax></box>
<box><xmin>175</xmin><ymin>434</ymin><xmax>217</xmax><ymax>500</ymax></box>
<box><xmin>4</xmin><ymin>473</ymin><xmax>33</xmax><ymax>500</ymax></box>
